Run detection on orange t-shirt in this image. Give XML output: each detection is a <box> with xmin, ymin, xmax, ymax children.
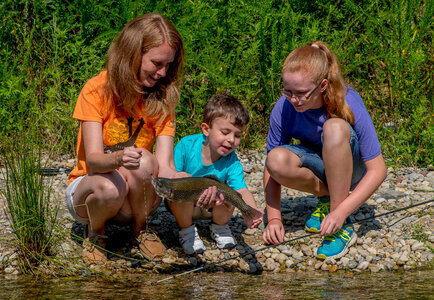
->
<box><xmin>68</xmin><ymin>71</ymin><xmax>176</xmax><ymax>185</ymax></box>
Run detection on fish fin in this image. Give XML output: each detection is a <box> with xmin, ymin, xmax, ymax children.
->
<box><xmin>244</xmin><ymin>206</ymin><xmax>264</xmax><ymax>221</ymax></box>
<box><xmin>203</xmin><ymin>174</ymin><xmax>221</xmax><ymax>182</ymax></box>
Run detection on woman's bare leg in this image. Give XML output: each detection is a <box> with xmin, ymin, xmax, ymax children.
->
<box><xmin>119</xmin><ymin>149</ymin><xmax>159</xmax><ymax>236</ymax></box>
<box><xmin>72</xmin><ymin>171</ymin><xmax>128</xmax><ymax>235</ymax></box>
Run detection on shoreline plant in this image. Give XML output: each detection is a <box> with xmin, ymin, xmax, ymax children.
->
<box><xmin>0</xmin><ymin>133</ymin><xmax>59</xmax><ymax>274</ymax></box>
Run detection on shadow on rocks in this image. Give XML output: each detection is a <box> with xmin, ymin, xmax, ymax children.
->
<box><xmin>70</xmin><ymin>221</ymin><xmax>135</xmax><ymax>257</ymax></box>
<box><xmin>267</xmin><ymin>196</ymin><xmax>383</xmax><ymax>239</ymax></box>
<box><xmin>352</xmin><ymin>203</ymin><xmax>382</xmax><ymax>238</ymax></box>
<box><xmin>235</xmin><ymin>218</ymin><xmax>264</xmax><ymax>274</ymax></box>
<box><xmin>263</xmin><ymin>195</ymin><xmax>318</xmax><ymax>233</ymax></box>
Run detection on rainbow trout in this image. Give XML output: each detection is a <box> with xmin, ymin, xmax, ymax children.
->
<box><xmin>152</xmin><ymin>176</ymin><xmax>262</xmax><ymax>220</ymax></box>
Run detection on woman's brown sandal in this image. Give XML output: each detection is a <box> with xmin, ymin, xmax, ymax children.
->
<box><xmin>83</xmin><ymin>232</ymin><xmax>108</xmax><ymax>265</ymax></box>
<box><xmin>135</xmin><ymin>229</ymin><xmax>166</xmax><ymax>260</ymax></box>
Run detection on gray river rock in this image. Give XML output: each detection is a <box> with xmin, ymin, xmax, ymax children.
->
<box><xmin>0</xmin><ymin>150</ymin><xmax>432</xmax><ymax>276</ymax></box>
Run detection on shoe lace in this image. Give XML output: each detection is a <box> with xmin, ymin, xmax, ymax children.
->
<box><xmin>324</xmin><ymin>228</ymin><xmax>351</xmax><ymax>242</ymax></box>
<box><xmin>86</xmin><ymin>234</ymin><xmax>108</xmax><ymax>251</ymax></box>
<box><xmin>311</xmin><ymin>201</ymin><xmax>330</xmax><ymax>219</ymax></box>
<box><xmin>137</xmin><ymin>229</ymin><xmax>158</xmax><ymax>244</ymax></box>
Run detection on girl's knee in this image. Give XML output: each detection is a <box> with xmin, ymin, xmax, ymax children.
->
<box><xmin>322</xmin><ymin>119</ymin><xmax>350</xmax><ymax>147</ymax></box>
<box><xmin>140</xmin><ymin>150</ymin><xmax>158</xmax><ymax>177</ymax></box>
<box><xmin>266</xmin><ymin>148</ymin><xmax>299</xmax><ymax>177</ymax></box>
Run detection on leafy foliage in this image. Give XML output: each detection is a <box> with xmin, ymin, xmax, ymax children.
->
<box><xmin>0</xmin><ymin>0</ymin><xmax>432</xmax><ymax>166</ymax></box>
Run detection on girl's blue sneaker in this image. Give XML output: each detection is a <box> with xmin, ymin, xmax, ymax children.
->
<box><xmin>305</xmin><ymin>196</ymin><xmax>330</xmax><ymax>233</ymax></box>
<box><xmin>316</xmin><ymin>224</ymin><xmax>357</xmax><ymax>260</ymax></box>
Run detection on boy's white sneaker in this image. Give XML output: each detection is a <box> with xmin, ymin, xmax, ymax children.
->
<box><xmin>210</xmin><ymin>223</ymin><xmax>237</xmax><ymax>249</ymax></box>
<box><xmin>179</xmin><ymin>224</ymin><xmax>206</xmax><ymax>255</ymax></box>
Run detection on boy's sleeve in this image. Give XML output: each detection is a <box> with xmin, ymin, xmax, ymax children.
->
<box><xmin>174</xmin><ymin>138</ymin><xmax>185</xmax><ymax>172</ymax></box>
<box><xmin>225</xmin><ymin>154</ymin><xmax>247</xmax><ymax>191</ymax></box>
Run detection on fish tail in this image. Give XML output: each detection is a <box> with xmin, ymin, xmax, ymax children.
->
<box><xmin>243</xmin><ymin>206</ymin><xmax>263</xmax><ymax>220</ymax></box>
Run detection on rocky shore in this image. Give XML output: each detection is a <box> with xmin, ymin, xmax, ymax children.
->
<box><xmin>0</xmin><ymin>151</ymin><xmax>433</xmax><ymax>276</ymax></box>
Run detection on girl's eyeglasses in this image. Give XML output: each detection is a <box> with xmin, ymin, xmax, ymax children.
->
<box><xmin>281</xmin><ymin>81</ymin><xmax>322</xmax><ymax>102</ymax></box>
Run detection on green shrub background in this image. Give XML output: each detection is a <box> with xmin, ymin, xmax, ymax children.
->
<box><xmin>0</xmin><ymin>0</ymin><xmax>432</xmax><ymax>167</ymax></box>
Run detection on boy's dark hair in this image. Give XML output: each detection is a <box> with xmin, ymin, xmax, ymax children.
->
<box><xmin>203</xmin><ymin>93</ymin><xmax>250</xmax><ymax>127</ymax></box>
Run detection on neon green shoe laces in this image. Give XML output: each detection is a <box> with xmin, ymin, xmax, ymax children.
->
<box><xmin>311</xmin><ymin>200</ymin><xmax>330</xmax><ymax>220</ymax></box>
<box><xmin>324</xmin><ymin>228</ymin><xmax>352</xmax><ymax>242</ymax></box>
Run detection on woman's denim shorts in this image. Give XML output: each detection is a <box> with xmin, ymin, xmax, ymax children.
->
<box><xmin>278</xmin><ymin>124</ymin><xmax>366</xmax><ymax>190</ymax></box>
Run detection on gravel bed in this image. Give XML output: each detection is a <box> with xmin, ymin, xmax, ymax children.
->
<box><xmin>0</xmin><ymin>150</ymin><xmax>433</xmax><ymax>276</ymax></box>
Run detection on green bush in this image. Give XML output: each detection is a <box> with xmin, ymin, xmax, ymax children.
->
<box><xmin>0</xmin><ymin>0</ymin><xmax>432</xmax><ymax>166</ymax></box>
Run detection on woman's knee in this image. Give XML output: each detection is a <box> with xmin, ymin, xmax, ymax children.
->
<box><xmin>322</xmin><ymin>118</ymin><xmax>350</xmax><ymax>148</ymax></box>
<box><xmin>92</xmin><ymin>176</ymin><xmax>127</xmax><ymax>203</ymax></box>
<box><xmin>130</xmin><ymin>149</ymin><xmax>158</xmax><ymax>181</ymax></box>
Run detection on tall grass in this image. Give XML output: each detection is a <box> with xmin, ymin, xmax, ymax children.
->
<box><xmin>0</xmin><ymin>0</ymin><xmax>432</xmax><ymax>166</ymax></box>
<box><xmin>0</xmin><ymin>133</ymin><xmax>59</xmax><ymax>274</ymax></box>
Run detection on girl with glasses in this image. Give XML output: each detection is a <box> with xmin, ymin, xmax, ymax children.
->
<box><xmin>262</xmin><ymin>41</ymin><xmax>386</xmax><ymax>260</ymax></box>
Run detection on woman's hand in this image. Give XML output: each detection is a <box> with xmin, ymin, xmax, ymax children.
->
<box><xmin>262</xmin><ymin>219</ymin><xmax>285</xmax><ymax>244</ymax></box>
<box><xmin>119</xmin><ymin>147</ymin><xmax>143</xmax><ymax>170</ymax></box>
<box><xmin>196</xmin><ymin>186</ymin><xmax>225</xmax><ymax>209</ymax></box>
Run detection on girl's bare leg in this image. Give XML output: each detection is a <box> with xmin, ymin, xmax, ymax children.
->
<box><xmin>322</xmin><ymin>119</ymin><xmax>352</xmax><ymax>211</ymax></box>
<box><xmin>266</xmin><ymin>147</ymin><xmax>329</xmax><ymax>196</ymax></box>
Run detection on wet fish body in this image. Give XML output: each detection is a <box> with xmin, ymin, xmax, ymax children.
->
<box><xmin>153</xmin><ymin>176</ymin><xmax>262</xmax><ymax>220</ymax></box>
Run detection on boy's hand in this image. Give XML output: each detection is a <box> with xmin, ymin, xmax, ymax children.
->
<box><xmin>196</xmin><ymin>186</ymin><xmax>224</xmax><ymax>209</ymax></box>
<box><xmin>243</xmin><ymin>209</ymin><xmax>264</xmax><ymax>229</ymax></box>
<box><xmin>262</xmin><ymin>219</ymin><xmax>285</xmax><ymax>245</ymax></box>
<box><xmin>172</xmin><ymin>171</ymin><xmax>191</xmax><ymax>179</ymax></box>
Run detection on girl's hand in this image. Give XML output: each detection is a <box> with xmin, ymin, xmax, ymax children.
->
<box><xmin>119</xmin><ymin>147</ymin><xmax>143</xmax><ymax>170</ymax></box>
<box><xmin>262</xmin><ymin>219</ymin><xmax>285</xmax><ymax>244</ymax></box>
<box><xmin>319</xmin><ymin>210</ymin><xmax>346</xmax><ymax>236</ymax></box>
<box><xmin>196</xmin><ymin>186</ymin><xmax>224</xmax><ymax>209</ymax></box>
<box><xmin>244</xmin><ymin>209</ymin><xmax>264</xmax><ymax>229</ymax></box>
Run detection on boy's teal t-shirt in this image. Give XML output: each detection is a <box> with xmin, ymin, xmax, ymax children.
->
<box><xmin>174</xmin><ymin>134</ymin><xmax>247</xmax><ymax>191</ymax></box>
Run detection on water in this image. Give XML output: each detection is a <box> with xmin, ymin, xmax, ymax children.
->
<box><xmin>1</xmin><ymin>269</ymin><xmax>432</xmax><ymax>299</ymax></box>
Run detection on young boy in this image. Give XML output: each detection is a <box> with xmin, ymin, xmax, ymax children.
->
<box><xmin>168</xmin><ymin>93</ymin><xmax>264</xmax><ymax>255</ymax></box>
